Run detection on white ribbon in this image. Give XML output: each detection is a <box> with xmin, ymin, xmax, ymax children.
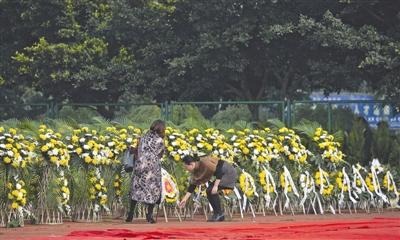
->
<box><xmin>241</xmin><ymin>170</ymin><xmax>258</xmax><ymax>208</ymax></box>
<box><xmin>283</xmin><ymin>166</ymin><xmax>299</xmax><ymax>209</ymax></box>
<box><xmin>300</xmin><ymin>171</ymin><xmax>314</xmax><ymax>206</ymax></box>
<box><xmin>317</xmin><ymin>167</ymin><xmax>335</xmax><ymax>214</ymax></box>
<box><xmin>352</xmin><ymin>165</ymin><xmax>373</xmax><ymax>199</ymax></box>
<box><xmin>340</xmin><ymin>167</ymin><xmax>357</xmax><ymax>205</ymax></box>
<box><xmin>385</xmin><ymin>171</ymin><xmax>399</xmax><ymax>198</ymax></box>
<box><xmin>262</xmin><ymin>166</ymin><xmax>277</xmax><ymax>209</ymax></box>
<box><xmin>371</xmin><ymin>164</ymin><xmax>388</xmax><ymax>203</ymax></box>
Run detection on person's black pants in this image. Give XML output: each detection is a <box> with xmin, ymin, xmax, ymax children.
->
<box><xmin>127</xmin><ymin>200</ymin><xmax>155</xmax><ymax>217</ymax></box>
<box><xmin>206</xmin><ymin>181</ymin><xmax>231</xmax><ymax>215</ymax></box>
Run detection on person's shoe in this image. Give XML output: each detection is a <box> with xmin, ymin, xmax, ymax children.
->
<box><xmin>146</xmin><ymin>214</ymin><xmax>156</xmax><ymax>224</ymax></box>
<box><xmin>207</xmin><ymin>213</ymin><xmax>225</xmax><ymax>222</ymax></box>
<box><xmin>125</xmin><ymin>213</ymin><xmax>134</xmax><ymax>222</ymax></box>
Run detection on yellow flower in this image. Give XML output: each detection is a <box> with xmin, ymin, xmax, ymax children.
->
<box><xmin>50</xmin><ymin>156</ymin><xmax>58</xmax><ymax>163</ymax></box>
<box><xmin>84</xmin><ymin>155</ymin><xmax>92</xmax><ymax>163</ymax></box>
<box><xmin>173</xmin><ymin>154</ymin><xmax>180</xmax><ymax>161</ymax></box>
<box><xmin>41</xmin><ymin>145</ymin><xmax>49</xmax><ymax>152</ymax></box>
<box><xmin>11</xmin><ymin>202</ymin><xmax>19</xmax><ymax>209</ymax></box>
<box><xmin>242</xmin><ymin>147</ymin><xmax>250</xmax><ymax>155</ymax></box>
<box><xmin>39</xmin><ymin>134</ymin><xmax>47</xmax><ymax>140</ymax></box>
<box><xmin>4</xmin><ymin>157</ymin><xmax>11</xmax><ymax>164</ymax></box>
<box><xmin>9</xmin><ymin>128</ymin><xmax>17</xmax><ymax>135</ymax></box>
<box><xmin>95</xmin><ymin>184</ymin><xmax>101</xmax><ymax>190</ymax></box>
<box><xmin>76</xmin><ymin>147</ymin><xmax>82</xmax><ymax>155</ymax></box>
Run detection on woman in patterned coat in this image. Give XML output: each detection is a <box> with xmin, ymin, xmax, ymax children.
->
<box><xmin>126</xmin><ymin>120</ymin><xmax>165</xmax><ymax>223</ymax></box>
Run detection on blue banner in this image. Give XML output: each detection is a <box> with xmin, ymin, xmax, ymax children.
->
<box><xmin>310</xmin><ymin>93</ymin><xmax>400</xmax><ymax>129</ymax></box>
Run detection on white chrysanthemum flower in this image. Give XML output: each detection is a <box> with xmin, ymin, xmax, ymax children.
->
<box><xmin>16</xmin><ymin>183</ymin><xmax>22</xmax><ymax>190</ymax></box>
<box><xmin>283</xmin><ymin>146</ymin><xmax>289</xmax><ymax>152</ymax></box>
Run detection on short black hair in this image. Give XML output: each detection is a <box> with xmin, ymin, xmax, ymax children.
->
<box><xmin>182</xmin><ymin>155</ymin><xmax>200</xmax><ymax>165</ymax></box>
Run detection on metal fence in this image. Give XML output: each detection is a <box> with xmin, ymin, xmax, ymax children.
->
<box><xmin>1</xmin><ymin>100</ymin><xmax>399</xmax><ymax>130</ymax></box>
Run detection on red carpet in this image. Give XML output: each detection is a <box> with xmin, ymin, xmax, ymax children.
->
<box><xmin>59</xmin><ymin>217</ymin><xmax>400</xmax><ymax>240</ymax></box>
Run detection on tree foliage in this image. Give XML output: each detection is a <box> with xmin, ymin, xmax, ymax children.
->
<box><xmin>0</xmin><ymin>0</ymin><xmax>399</xmax><ymax>106</ymax></box>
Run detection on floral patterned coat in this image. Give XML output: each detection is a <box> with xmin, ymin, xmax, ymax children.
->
<box><xmin>131</xmin><ymin>131</ymin><xmax>165</xmax><ymax>204</ymax></box>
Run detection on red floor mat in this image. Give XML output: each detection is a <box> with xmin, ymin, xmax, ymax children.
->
<box><xmin>61</xmin><ymin>217</ymin><xmax>400</xmax><ymax>240</ymax></box>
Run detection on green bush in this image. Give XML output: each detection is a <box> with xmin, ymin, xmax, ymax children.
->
<box><xmin>343</xmin><ymin>117</ymin><xmax>369</xmax><ymax>165</ymax></box>
<box><xmin>211</xmin><ymin>105</ymin><xmax>252</xmax><ymax>126</ymax></box>
<box><xmin>293</xmin><ymin>104</ymin><xmax>355</xmax><ymax>132</ymax></box>
<box><xmin>115</xmin><ymin>105</ymin><xmax>162</xmax><ymax>125</ymax></box>
<box><xmin>171</xmin><ymin>105</ymin><xmax>207</xmax><ymax>125</ymax></box>
<box><xmin>57</xmin><ymin>106</ymin><xmax>102</xmax><ymax>123</ymax></box>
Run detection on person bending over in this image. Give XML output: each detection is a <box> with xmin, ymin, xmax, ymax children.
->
<box><xmin>179</xmin><ymin>155</ymin><xmax>237</xmax><ymax>222</ymax></box>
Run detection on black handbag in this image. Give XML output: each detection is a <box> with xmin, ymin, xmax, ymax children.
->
<box><xmin>123</xmin><ymin>138</ymin><xmax>140</xmax><ymax>172</ymax></box>
<box><xmin>123</xmin><ymin>146</ymin><xmax>135</xmax><ymax>172</ymax></box>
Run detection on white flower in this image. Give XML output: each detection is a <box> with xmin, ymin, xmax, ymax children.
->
<box><xmin>283</xmin><ymin>146</ymin><xmax>289</xmax><ymax>152</ymax></box>
<box><xmin>197</xmin><ymin>143</ymin><xmax>204</xmax><ymax>148</ymax></box>
<box><xmin>107</xmin><ymin>142</ymin><xmax>115</xmax><ymax>147</ymax></box>
<box><xmin>182</xmin><ymin>150</ymin><xmax>190</xmax><ymax>155</ymax></box>
<box><xmin>171</xmin><ymin>141</ymin><xmax>178</xmax><ymax>146</ymax></box>
<box><xmin>79</xmin><ymin>138</ymin><xmax>86</xmax><ymax>143</ymax></box>
<box><xmin>83</xmin><ymin>145</ymin><xmax>90</xmax><ymax>150</ymax></box>
<box><xmin>16</xmin><ymin>183</ymin><xmax>22</xmax><ymax>190</ymax></box>
<box><xmin>7</xmin><ymin>151</ymin><xmax>14</xmax><ymax>157</ymax></box>
<box><xmin>52</xmin><ymin>148</ymin><xmax>59</xmax><ymax>155</ymax></box>
<box><xmin>219</xmin><ymin>149</ymin><xmax>224</xmax><ymax>154</ymax></box>
<box><xmin>0</xmin><ymin>144</ymin><xmax>5</xmax><ymax>148</ymax></box>
<box><xmin>300</xmin><ymin>174</ymin><xmax>306</xmax><ymax>182</ymax></box>
<box><xmin>126</xmin><ymin>138</ymin><xmax>132</xmax><ymax>143</ymax></box>
<box><xmin>94</xmin><ymin>204</ymin><xmax>100</xmax><ymax>212</ymax></box>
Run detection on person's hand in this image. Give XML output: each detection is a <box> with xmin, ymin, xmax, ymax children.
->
<box><xmin>211</xmin><ymin>185</ymin><xmax>218</xmax><ymax>194</ymax></box>
<box><xmin>179</xmin><ymin>198</ymin><xmax>187</xmax><ymax>208</ymax></box>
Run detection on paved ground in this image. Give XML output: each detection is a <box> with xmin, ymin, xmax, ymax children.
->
<box><xmin>0</xmin><ymin>210</ymin><xmax>399</xmax><ymax>239</ymax></box>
